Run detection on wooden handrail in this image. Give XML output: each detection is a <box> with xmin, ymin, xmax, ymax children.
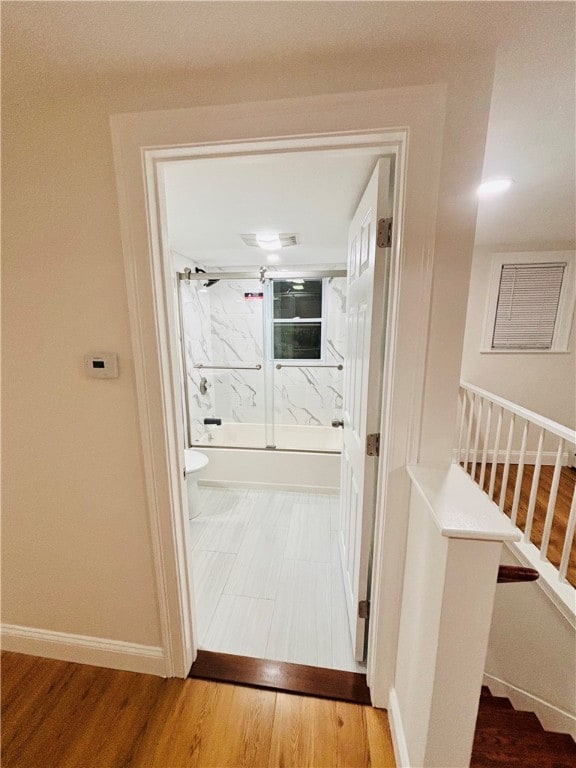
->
<box><xmin>497</xmin><ymin>565</ymin><xmax>539</xmax><ymax>584</ymax></box>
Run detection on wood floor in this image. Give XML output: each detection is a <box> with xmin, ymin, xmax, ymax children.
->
<box><xmin>468</xmin><ymin>463</ymin><xmax>576</xmax><ymax>587</ymax></box>
<box><xmin>190</xmin><ymin>486</ymin><xmax>363</xmax><ymax>672</ymax></box>
<box><xmin>1</xmin><ymin>652</ymin><xmax>395</xmax><ymax>768</ymax></box>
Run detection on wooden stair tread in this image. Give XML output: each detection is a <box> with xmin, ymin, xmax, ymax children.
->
<box><xmin>478</xmin><ymin>695</ymin><xmax>514</xmax><ymax>710</ymax></box>
<box><xmin>472</xmin><ymin>691</ymin><xmax>576</xmax><ymax>768</ymax></box>
<box><xmin>476</xmin><ymin>708</ymin><xmax>543</xmax><ymax>731</ymax></box>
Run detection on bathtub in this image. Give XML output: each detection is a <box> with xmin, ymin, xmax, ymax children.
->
<box><xmin>196</xmin><ymin>423</ymin><xmax>342</xmax><ymax>493</ymax></box>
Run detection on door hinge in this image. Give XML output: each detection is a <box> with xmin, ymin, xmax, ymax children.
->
<box><xmin>366</xmin><ymin>433</ymin><xmax>380</xmax><ymax>457</ymax></box>
<box><xmin>377</xmin><ymin>217</ymin><xmax>393</xmax><ymax>248</ymax></box>
<box><xmin>358</xmin><ymin>600</ymin><xmax>370</xmax><ymax>619</ymax></box>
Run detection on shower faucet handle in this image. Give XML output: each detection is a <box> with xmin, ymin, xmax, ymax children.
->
<box><xmin>331</xmin><ymin>419</ymin><xmax>344</xmax><ymax>428</ymax></box>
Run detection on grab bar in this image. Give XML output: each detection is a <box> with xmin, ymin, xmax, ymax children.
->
<box><xmin>194</xmin><ymin>363</ymin><xmax>262</xmax><ymax>371</ymax></box>
<box><xmin>275</xmin><ymin>363</ymin><xmax>343</xmax><ymax>370</ymax></box>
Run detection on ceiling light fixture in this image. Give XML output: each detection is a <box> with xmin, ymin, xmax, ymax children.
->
<box><xmin>477</xmin><ymin>177</ymin><xmax>514</xmax><ymax>197</ymax></box>
<box><xmin>266</xmin><ymin>253</ymin><xmax>280</xmax><ymax>264</ymax></box>
<box><xmin>256</xmin><ymin>232</ymin><xmax>282</xmax><ymax>251</ymax></box>
<box><xmin>293</xmin><ymin>285</ymin><xmax>304</xmax><ymax>291</ymax></box>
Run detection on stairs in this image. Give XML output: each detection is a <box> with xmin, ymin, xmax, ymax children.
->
<box><xmin>471</xmin><ymin>686</ymin><xmax>576</xmax><ymax>768</ymax></box>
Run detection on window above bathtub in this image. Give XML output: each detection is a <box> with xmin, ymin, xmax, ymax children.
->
<box><xmin>271</xmin><ymin>279</ymin><xmax>325</xmax><ymax>360</ymax></box>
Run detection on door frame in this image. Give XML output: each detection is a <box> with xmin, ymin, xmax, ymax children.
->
<box><xmin>110</xmin><ymin>86</ymin><xmax>446</xmax><ymax>702</ymax></box>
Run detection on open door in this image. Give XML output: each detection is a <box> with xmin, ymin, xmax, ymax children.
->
<box><xmin>339</xmin><ymin>158</ymin><xmax>393</xmax><ymax>660</ymax></box>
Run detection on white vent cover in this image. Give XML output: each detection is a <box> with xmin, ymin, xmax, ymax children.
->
<box><xmin>240</xmin><ymin>233</ymin><xmax>299</xmax><ymax>248</ymax></box>
<box><xmin>491</xmin><ymin>262</ymin><xmax>566</xmax><ymax>350</ymax></box>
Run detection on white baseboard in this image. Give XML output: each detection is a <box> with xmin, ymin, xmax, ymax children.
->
<box><xmin>483</xmin><ymin>673</ymin><xmax>576</xmax><ymax>741</ymax></box>
<box><xmin>388</xmin><ymin>687</ymin><xmax>411</xmax><ymax>768</ymax></box>
<box><xmin>1</xmin><ymin>624</ymin><xmax>166</xmax><ymax>677</ymax></box>
<box><xmin>199</xmin><ymin>479</ymin><xmax>339</xmax><ymax>494</ymax></box>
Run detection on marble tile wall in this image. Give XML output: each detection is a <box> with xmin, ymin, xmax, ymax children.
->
<box><xmin>179</xmin><ymin>267</ymin><xmax>347</xmax><ymax>441</ymax></box>
<box><xmin>208</xmin><ymin>279</ymin><xmax>266</xmax><ymax>427</ymax></box>
<box><xmin>180</xmin><ymin>275</ymin><xmax>215</xmax><ymax>443</ymax></box>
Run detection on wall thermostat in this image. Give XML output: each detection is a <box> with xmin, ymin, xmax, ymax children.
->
<box><xmin>84</xmin><ymin>352</ymin><xmax>119</xmax><ymax>379</ymax></box>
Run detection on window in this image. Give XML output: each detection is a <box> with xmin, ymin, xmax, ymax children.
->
<box><xmin>272</xmin><ymin>279</ymin><xmax>324</xmax><ymax>360</ymax></box>
<box><xmin>482</xmin><ymin>252</ymin><xmax>575</xmax><ymax>353</ymax></box>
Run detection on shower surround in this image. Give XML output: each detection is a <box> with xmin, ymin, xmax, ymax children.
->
<box><xmin>179</xmin><ymin>267</ymin><xmax>346</xmax><ymax>448</ymax></box>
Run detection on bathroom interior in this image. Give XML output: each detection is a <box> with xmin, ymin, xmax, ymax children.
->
<box><xmin>162</xmin><ymin>147</ymin><xmax>383</xmax><ymax>673</ymax></box>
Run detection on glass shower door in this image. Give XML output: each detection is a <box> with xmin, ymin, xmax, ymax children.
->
<box><xmin>179</xmin><ymin>276</ymin><xmax>267</xmax><ymax>449</ymax></box>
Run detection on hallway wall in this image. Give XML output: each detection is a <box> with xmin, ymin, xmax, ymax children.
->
<box><xmin>2</xmin><ymin>37</ymin><xmax>494</xmax><ymax>655</ymax></box>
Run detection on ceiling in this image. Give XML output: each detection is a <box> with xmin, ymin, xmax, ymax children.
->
<box><xmin>2</xmin><ymin>2</ymin><xmax>541</xmax><ymax>96</ymax></box>
<box><xmin>3</xmin><ymin>2</ymin><xmax>575</xmax><ymax>255</ymax></box>
<box><xmin>163</xmin><ymin>148</ymin><xmax>383</xmax><ymax>268</ymax></box>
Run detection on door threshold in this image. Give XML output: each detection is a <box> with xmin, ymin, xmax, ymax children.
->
<box><xmin>188</xmin><ymin>650</ymin><xmax>371</xmax><ymax>705</ymax></box>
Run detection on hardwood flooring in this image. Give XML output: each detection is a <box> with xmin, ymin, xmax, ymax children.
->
<box><xmin>1</xmin><ymin>652</ymin><xmax>396</xmax><ymax>768</ymax></box>
<box><xmin>190</xmin><ymin>486</ymin><xmax>364</xmax><ymax>672</ymax></box>
<box><xmin>467</xmin><ymin>463</ymin><xmax>576</xmax><ymax>587</ymax></box>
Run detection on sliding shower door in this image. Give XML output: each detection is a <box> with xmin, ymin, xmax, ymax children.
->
<box><xmin>178</xmin><ymin>270</ymin><xmax>346</xmax><ymax>453</ymax></box>
<box><xmin>179</xmin><ymin>276</ymin><xmax>267</xmax><ymax>449</ymax></box>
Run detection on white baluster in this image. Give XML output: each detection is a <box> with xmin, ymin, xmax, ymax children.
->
<box><xmin>540</xmin><ymin>438</ymin><xmax>565</xmax><ymax>560</ymax></box>
<box><xmin>559</xmin><ymin>486</ymin><xmax>576</xmax><ymax>582</ymax></box>
<box><xmin>470</xmin><ymin>397</ymin><xmax>483</xmax><ymax>483</ymax></box>
<box><xmin>523</xmin><ymin>428</ymin><xmax>544</xmax><ymax>543</ymax></box>
<box><xmin>510</xmin><ymin>420</ymin><xmax>529</xmax><ymax>526</ymax></box>
<box><xmin>463</xmin><ymin>392</ymin><xmax>475</xmax><ymax>473</ymax></box>
<box><xmin>499</xmin><ymin>413</ymin><xmax>516</xmax><ymax>514</ymax></box>
<box><xmin>456</xmin><ymin>388</ymin><xmax>467</xmax><ymax>466</ymax></box>
<box><xmin>479</xmin><ymin>401</ymin><xmax>493</xmax><ymax>491</ymax></box>
<box><xmin>488</xmin><ymin>406</ymin><xmax>503</xmax><ymax>501</ymax></box>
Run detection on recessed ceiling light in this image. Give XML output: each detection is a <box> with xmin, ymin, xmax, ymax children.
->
<box><xmin>267</xmin><ymin>253</ymin><xmax>280</xmax><ymax>264</ymax></box>
<box><xmin>477</xmin><ymin>177</ymin><xmax>514</xmax><ymax>197</ymax></box>
<box><xmin>256</xmin><ymin>232</ymin><xmax>282</xmax><ymax>251</ymax></box>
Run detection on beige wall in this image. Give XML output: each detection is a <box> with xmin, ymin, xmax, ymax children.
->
<box><xmin>461</xmin><ymin>245</ymin><xmax>576</xmax><ymax>429</ymax></box>
<box><xmin>2</xmin><ymin>48</ymin><xmax>493</xmax><ymax>647</ymax></box>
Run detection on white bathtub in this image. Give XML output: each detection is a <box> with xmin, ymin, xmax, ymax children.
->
<box><xmin>196</xmin><ymin>423</ymin><xmax>342</xmax><ymax>493</ymax></box>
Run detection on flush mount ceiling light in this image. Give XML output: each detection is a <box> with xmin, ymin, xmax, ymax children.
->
<box><xmin>240</xmin><ymin>233</ymin><xmax>299</xmax><ymax>250</ymax></box>
<box><xmin>477</xmin><ymin>177</ymin><xmax>514</xmax><ymax>197</ymax></box>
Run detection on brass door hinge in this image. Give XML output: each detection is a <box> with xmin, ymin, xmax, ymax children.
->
<box><xmin>366</xmin><ymin>433</ymin><xmax>380</xmax><ymax>457</ymax></box>
<box><xmin>377</xmin><ymin>217</ymin><xmax>393</xmax><ymax>248</ymax></box>
<box><xmin>358</xmin><ymin>600</ymin><xmax>370</xmax><ymax>619</ymax></box>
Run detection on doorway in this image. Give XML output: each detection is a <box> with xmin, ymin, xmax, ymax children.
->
<box><xmin>158</xmin><ymin>146</ymin><xmax>394</xmax><ymax>674</ymax></box>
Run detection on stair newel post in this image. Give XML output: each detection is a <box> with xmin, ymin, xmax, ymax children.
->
<box><xmin>389</xmin><ymin>465</ymin><xmax>520</xmax><ymax>768</ymax></box>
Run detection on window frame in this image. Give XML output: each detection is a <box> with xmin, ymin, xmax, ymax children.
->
<box><xmin>481</xmin><ymin>251</ymin><xmax>576</xmax><ymax>354</ymax></box>
<box><xmin>270</xmin><ymin>277</ymin><xmax>328</xmax><ymax>364</ymax></box>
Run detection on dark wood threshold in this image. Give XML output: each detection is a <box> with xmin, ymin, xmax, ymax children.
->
<box><xmin>188</xmin><ymin>650</ymin><xmax>371</xmax><ymax>705</ymax></box>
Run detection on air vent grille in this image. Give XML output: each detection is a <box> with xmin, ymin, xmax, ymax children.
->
<box><xmin>240</xmin><ymin>233</ymin><xmax>299</xmax><ymax>248</ymax></box>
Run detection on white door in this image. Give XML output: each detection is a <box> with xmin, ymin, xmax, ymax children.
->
<box><xmin>339</xmin><ymin>158</ymin><xmax>392</xmax><ymax>660</ymax></box>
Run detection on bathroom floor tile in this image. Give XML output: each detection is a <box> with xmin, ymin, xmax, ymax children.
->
<box><xmin>191</xmin><ymin>550</ymin><xmax>235</xmax><ymax>644</ymax></box>
<box><xmin>223</xmin><ymin>522</ymin><xmax>288</xmax><ymax>600</ymax></box>
<box><xmin>201</xmin><ymin>595</ymin><xmax>274</xmax><ymax>658</ymax></box>
<box><xmin>265</xmin><ymin>559</ymin><xmax>331</xmax><ymax>667</ymax></box>
<box><xmin>190</xmin><ymin>486</ymin><xmax>359</xmax><ymax>672</ymax></box>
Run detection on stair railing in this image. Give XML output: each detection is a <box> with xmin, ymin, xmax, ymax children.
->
<box><xmin>455</xmin><ymin>381</ymin><xmax>576</xmax><ymax>616</ymax></box>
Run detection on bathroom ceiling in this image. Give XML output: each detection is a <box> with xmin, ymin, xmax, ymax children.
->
<box><xmin>163</xmin><ymin>149</ymin><xmax>384</xmax><ymax>268</ymax></box>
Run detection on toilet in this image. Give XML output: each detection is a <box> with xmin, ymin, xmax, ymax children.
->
<box><xmin>184</xmin><ymin>449</ymin><xmax>209</xmax><ymax>519</ymax></box>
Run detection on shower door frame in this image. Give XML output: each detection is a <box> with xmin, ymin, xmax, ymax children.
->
<box><xmin>110</xmin><ymin>86</ymin><xmax>448</xmax><ymax>707</ymax></box>
<box><xmin>177</xmin><ymin>269</ymin><xmax>347</xmax><ymax>452</ymax></box>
